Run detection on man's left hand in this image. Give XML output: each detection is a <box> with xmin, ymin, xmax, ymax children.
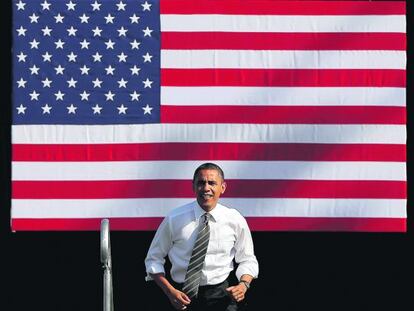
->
<box><xmin>225</xmin><ymin>283</ymin><xmax>247</xmax><ymax>302</ymax></box>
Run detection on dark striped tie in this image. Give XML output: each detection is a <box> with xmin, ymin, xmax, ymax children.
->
<box><xmin>182</xmin><ymin>213</ymin><xmax>211</xmax><ymax>298</ymax></box>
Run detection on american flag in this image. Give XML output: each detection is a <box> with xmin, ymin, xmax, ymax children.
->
<box><xmin>11</xmin><ymin>0</ymin><xmax>406</xmax><ymax>231</ymax></box>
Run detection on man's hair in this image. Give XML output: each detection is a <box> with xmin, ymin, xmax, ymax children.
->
<box><xmin>193</xmin><ymin>163</ymin><xmax>225</xmax><ymax>183</ymax></box>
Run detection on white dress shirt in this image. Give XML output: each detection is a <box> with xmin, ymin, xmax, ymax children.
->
<box><xmin>145</xmin><ymin>201</ymin><xmax>259</xmax><ymax>285</ymax></box>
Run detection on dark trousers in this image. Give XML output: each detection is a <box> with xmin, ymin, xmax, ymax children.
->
<box><xmin>170</xmin><ymin>278</ymin><xmax>246</xmax><ymax>311</ymax></box>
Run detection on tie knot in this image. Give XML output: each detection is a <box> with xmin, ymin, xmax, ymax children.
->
<box><xmin>203</xmin><ymin>213</ymin><xmax>211</xmax><ymax>224</ymax></box>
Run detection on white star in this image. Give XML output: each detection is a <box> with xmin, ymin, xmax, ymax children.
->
<box><xmin>67</xmin><ymin>52</ymin><xmax>77</xmax><ymax>62</ymax></box>
<box><xmin>40</xmin><ymin>0</ymin><xmax>51</xmax><ymax>10</ymax></box>
<box><xmin>142</xmin><ymin>1</ymin><xmax>152</xmax><ymax>11</ymax></box>
<box><xmin>129</xmin><ymin>14</ymin><xmax>140</xmax><ymax>24</ymax></box>
<box><xmin>130</xmin><ymin>65</ymin><xmax>141</xmax><ymax>75</ymax></box>
<box><xmin>117</xmin><ymin>27</ymin><xmax>128</xmax><ymax>37</ymax></box>
<box><xmin>117</xmin><ymin>104</ymin><xmax>128</xmax><ymax>114</ymax></box>
<box><xmin>92</xmin><ymin>26</ymin><xmax>102</xmax><ymax>37</ymax></box>
<box><xmin>55</xmin><ymin>39</ymin><xmax>65</xmax><ymax>49</ymax></box>
<box><xmin>29</xmin><ymin>90</ymin><xmax>40</xmax><ymax>101</ymax></box>
<box><xmin>54</xmin><ymin>13</ymin><xmax>64</xmax><ymax>23</ymax></box>
<box><xmin>105</xmin><ymin>39</ymin><xmax>115</xmax><ymax>50</ymax></box>
<box><xmin>54</xmin><ymin>65</ymin><xmax>65</xmax><ymax>75</ymax></box>
<box><xmin>105</xmin><ymin>91</ymin><xmax>115</xmax><ymax>101</ymax></box>
<box><xmin>29</xmin><ymin>39</ymin><xmax>40</xmax><ymax>49</ymax></box>
<box><xmin>117</xmin><ymin>78</ymin><xmax>128</xmax><ymax>88</ymax></box>
<box><xmin>142</xmin><ymin>27</ymin><xmax>153</xmax><ymax>37</ymax></box>
<box><xmin>29</xmin><ymin>65</ymin><xmax>40</xmax><ymax>75</ymax></box>
<box><xmin>92</xmin><ymin>104</ymin><xmax>102</xmax><ymax>114</ymax></box>
<box><xmin>17</xmin><ymin>52</ymin><xmax>27</xmax><ymax>62</ymax></box>
<box><xmin>92</xmin><ymin>78</ymin><xmax>103</xmax><ymax>88</ymax></box>
<box><xmin>16</xmin><ymin>104</ymin><xmax>27</xmax><ymax>114</ymax></box>
<box><xmin>54</xmin><ymin>90</ymin><xmax>65</xmax><ymax>101</ymax></box>
<box><xmin>80</xmin><ymin>91</ymin><xmax>90</xmax><ymax>101</ymax></box>
<box><xmin>91</xmin><ymin>1</ymin><xmax>101</xmax><ymax>11</ymax></box>
<box><xmin>80</xmin><ymin>65</ymin><xmax>90</xmax><ymax>75</ymax></box>
<box><xmin>16</xmin><ymin>1</ymin><xmax>26</xmax><ymax>11</ymax></box>
<box><xmin>116</xmin><ymin>1</ymin><xmax>127</xmax><ymax>11</ymax></box>
<box><xmin>130</xmin><ymin>40</ymin><xmax>141</xmax><ymax>50</ymax></box>
<box><xmin>104</xmin><ymin>14</ymin><xmax>115</xmax><ymax>24</ymax></box>
<box><xmin>17</xmin><ymin>78</ymin><xmax>27</xmax><ymax>88</ymax></box>
<box><xmin>41</xmin><ymin>104</ymin><xmax>52</xmax><ymax>114</ymax></box>
<box><xmin>66</xmin><ymin>1</ymin><xmax>76</xmax><ymax>11</ymax></box>
<box><xmin>130</xmin><ymin>91</ymin><xmax>141</xmax><ymax>101</ymax></box>
<box><xmin>80</xmin><ymin>39</ymin><xmax>90</xmax><ymax>49</ymax></box>
<box><xmin>16</xmin><ymin>26</ymin><xmax>27</xmax><ymax>36</ymax></box>
<box><xmin>142</xmin><ymin>52</ymin><xmax>153</xmax><ymax>63</ymax></box>
<box><xmin>142</xmin><ymin>104</ymin><xmax>153</xmax><ymax>115</ymax></box>
<box><xmin>67</xmin><ymin>77</ymin><xmax>77</xmax><ymax>88</ymax></box>
<box><xmin>41</xmin><ymin>26</ymin><xmax>52</xmax><ymax>36</ymax></box>
<box><xmin>117</xmin><ymin>52</ymin><xmax>128</xmax><ymax>62</ymax></box>
<box><xmin>42</xmin><ymin>52</ymin><xmax>53</xmax><ymax>62</ymax></box>
<box><xmin>67</xmin><ymin>26</ymin><xmax>77</xmax><ymax>36</ymax></box>
<box><xmin>92</xmin><ymin>52</ymin><xmax>103</xmax><ymax>62</ymax></box>
<box><xmin>142</xmin><ymin>78</ymin><xmax>153</xmax><ymax>88</ymax></box>
<box><xmin>29</xmin><ymin>13</ymin><xmax>40</xmax><ymax>23</ymax></box>
<box><xmin>79</xmin><ymin>14</ymin><xmax>90</xmax><ymax>23</ymax></box>
<box><xmin>105</xmin><ymin>65</ymin><xmax>115</xmax><ymax>75</ymax></box>
<box><xmin>41</xmin><ymin>77</ymin><xmax>52</xmax><ymax>88</ymax></box>
<box><xmin>67</xmin><ymin>104</ymin><xmax>77</xmax><ymax>114</ymax></box>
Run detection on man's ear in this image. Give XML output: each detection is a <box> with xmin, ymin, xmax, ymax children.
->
<box><xmin>221</xmin><ymin>182</ymin><xmax>227</xmax><ymax>194</ymax></box>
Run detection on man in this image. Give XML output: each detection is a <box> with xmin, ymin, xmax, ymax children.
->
<box><xmin>145</xmin><ymin>163</ymin><xmax>259</xmax><ymax>310</ymax></box>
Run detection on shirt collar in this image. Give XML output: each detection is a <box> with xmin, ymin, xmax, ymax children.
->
<box><xmin>193</xmin><ymin>201</ymin><xmax>223</xmax><ymax>223</ymax></box>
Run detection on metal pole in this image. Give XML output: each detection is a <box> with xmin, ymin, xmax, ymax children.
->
<box><xmin>101</xmin><ymin>219</ymin><xmax>114</xmax><ymax>311</ymax></box>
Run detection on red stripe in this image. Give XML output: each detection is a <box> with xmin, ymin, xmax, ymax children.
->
<box><xmin>160</xmin><ymin>0</ymin><xmax>405</xmax><ymax>15</ymax></box>
<box><xmin>161</xmin><ymin>69</ymin><xmax>406</xmax><ymax>87</ymax></box>
<box><xmin>11</xmin><ymin>217</ymin><xmax>406</xmax><ymax>232</ymax></box>
<box><xmin>12</xmin><ymin>180</ymin><xmax>406</xmax><ymax>199</ymax></box>
<box><xmin>161</xmin><ymin>106</ymin><xmax>406</xmax><ymax>124</ymax></box>
<box><xmin>246</xmin><ymin>217</ymin><xmax>406</xmax><ymax>232</ymax></box>
<box><xmin>11</xmin><ymin>218</ymin><xmax>162</xmax><ymax>231</ymax></box>
<box><xmin>12</xmin><ymin>143</ymin><xmax>406</xmax><ymax>162</ymax></box>
<box><xmin>161</xmin><ymin>33</ymin><xmax>406</xmax><ymax>51</ymax></box>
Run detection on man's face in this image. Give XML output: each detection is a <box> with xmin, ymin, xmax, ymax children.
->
<box><xmin>193</xmin><ymin>169</ymin><xmax>226</xmax><ymax>212</ymax></box>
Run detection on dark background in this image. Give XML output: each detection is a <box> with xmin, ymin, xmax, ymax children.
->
<box><xmin>2</xmin><ymin>1</ymin><xmax>411</xmax><ymax>310</ymax></box>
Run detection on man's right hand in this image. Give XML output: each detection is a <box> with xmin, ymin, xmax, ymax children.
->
<box><xmin>167</xmin><ymin>288</ymin><xmax>191</xmax><ymax>310</ymax></box>
<box><xmin>149</xmin><ymin>273</ymin><xmax>191</xmax><ymax>310</ymax></box>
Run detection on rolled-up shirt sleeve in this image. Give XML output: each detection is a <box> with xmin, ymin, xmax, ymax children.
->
<box><xmin>234</xmin><ymin>217</ymin><xmax>259</xmax><ymax>281</ymax></box>
<box><xmin>144</xmin><ymin>216</ymin><xmax>172</xmax><ymax>281</ymax></box>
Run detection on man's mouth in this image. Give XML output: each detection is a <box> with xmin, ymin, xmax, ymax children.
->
<box><xmin>201</xmin><ymin>194</ymin><xmax>213</xmax><ymax>200</ymax></box>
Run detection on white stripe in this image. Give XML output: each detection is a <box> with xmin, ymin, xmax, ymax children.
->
<box><xmin>161</xmin><ymin>50</ymin><xmax>406</xmax><ymax>69</ymax></box>
<box><xmin>11</xmin><ymin>124</ymin><xmax>406</xmax><ymax>144</ymax></box>
<box><xmin>12</xmin><ymin>161</ymin><xmax>406</xmax><ymax>181</ymax></box>
<box><xmin>161</xmin><ymin>87</ymin><xmax>405</xmax><ymax>107</ymax></box>
<box><xmin>160</xmin><ymin>15</ymin><xmax>406</xmax><ymax>33</ymax></box>
<box><xmin>11</xmin><ymin>198</ymin><xmax>407</xmax><ymax>218</ymax></box>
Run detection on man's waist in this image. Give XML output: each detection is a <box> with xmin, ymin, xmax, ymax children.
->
<box><xmin>171</xmin><ymin>277</ymin><xmax>229</xmax><ymax>291</ymax></box>
<box><xmin>171</xmin><ymin>267</ymin><xmax>232</xmax><ymax>285</ymax></box>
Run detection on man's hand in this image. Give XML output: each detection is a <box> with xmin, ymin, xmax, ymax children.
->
<box><xmin>225</xmin><ymin>283</ymin><xmax>247</xmax><ymax>303</ymax></box>
<box><xmin>149</xmin><ymin>273</ymin><xmax>191</xmax><ymax>310</ymax></box>
<box><xmin>167</xmin><ymin>288</ymin><xmax>191</xmax><ymax>310</ymax></box>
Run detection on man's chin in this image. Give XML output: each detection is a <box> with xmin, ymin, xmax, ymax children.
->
<box><xmin>197</xmin><ymin>199</ymin><xmax>215</xmax><ymax>211</ymax></box>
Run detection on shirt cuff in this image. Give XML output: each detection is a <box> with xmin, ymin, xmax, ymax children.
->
<box><xmin>145</xmin><ymin>263</ymin><xmax>166</xmax><ymax>281</ymax></box>
<box><xmin>236</xmin><ymin>266</ymin><xmax>258</xmax><ymax>281</ymax></box>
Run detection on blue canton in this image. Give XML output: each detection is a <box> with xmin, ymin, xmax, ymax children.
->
<box><xmin>12</xmin><ymin>0</ymin><xmax>160</xmax><ymax>124</ymax></box>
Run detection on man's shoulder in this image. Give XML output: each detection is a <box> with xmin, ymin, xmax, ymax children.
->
<box><xmin>217</xmin><ymin>202</ymin><xmax>246</xmax><ymax>220</ymax></box>
<box><xmin>167</xmin><ymin>201</ymin><xmax>195</xmax><ymax>219</ymax></box>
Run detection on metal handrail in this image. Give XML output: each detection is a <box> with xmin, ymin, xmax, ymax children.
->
<box><xmin>100</xmin><ymin>219</ymin><xmax>114</xmax><ymax>311</ymax></box>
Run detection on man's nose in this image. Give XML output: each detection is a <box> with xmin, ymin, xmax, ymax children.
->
<box><xmin>202</xmin><ymin>182</ymin><xmax>210</xmax><ymax>191</ymax></box>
